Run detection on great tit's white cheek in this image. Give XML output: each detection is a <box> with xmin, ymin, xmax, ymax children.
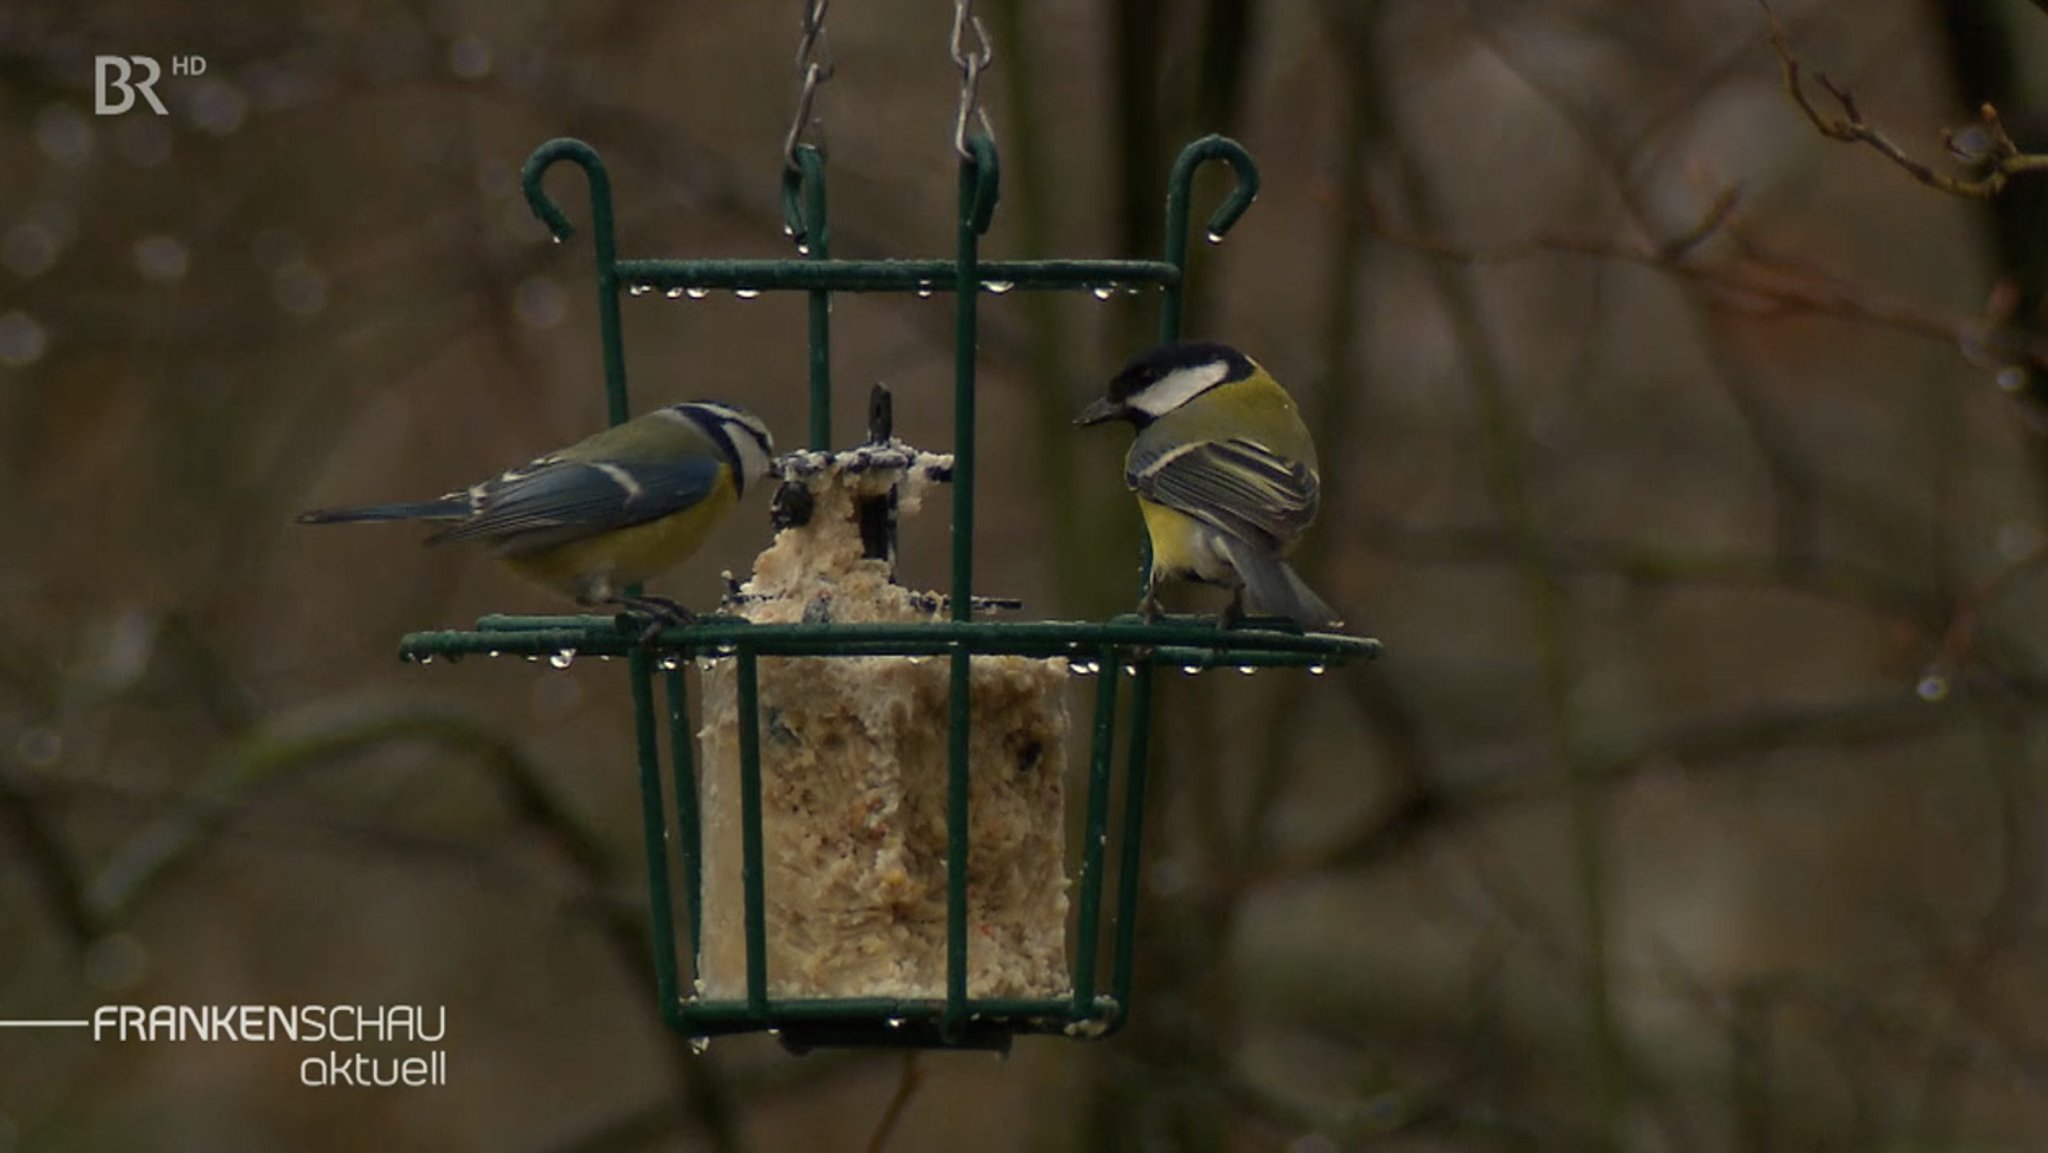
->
<box><xmin>1130</xmin><ymin>361</ymin><xmax>1229</xmax><ymax>417</ymax></box>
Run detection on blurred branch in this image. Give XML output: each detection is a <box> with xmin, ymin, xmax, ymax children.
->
<box><xmin>541</xmin><ymin>1051</ymin><xmax>870</xmax><ymax>1153</ymax></box>
<box><xmin>1927</xmin><ymin>537</ymin><xmax>2048</xmax><ymax>683</ymax></box>
<box><xmin>1214</xmin><ymin>1068</ymin><xmax>1480</xmax><ymax>1145</ymax></box>
<box><xmin>1269</xmin><ymin>691</ymin><xmax>1959</xmax><ymax>885</ymax></box>
<box><xmin>78</xmin><ymin>700</ymin><xmax>742</xmax><ymax>1153</ymax></box>
<box><xmin>1386</xmin><ymin>120</ymin><xmax>1628</xmax><ymax>1150</ymax></box>
<box><xmin>863</xmin><ymin>1053</ymin><xmax>925</xmax><ymax>1153</ymax></box>
<box><xmin>0</xmin><ymin>753</ymin><xmax>103</xmax><ymax>948</ymax></box>
<box><xmin>86</xmin><ymin>705</ymin><xmax>606</xmax><ymax>917</ymax></box>
<box><xmin>1466</xmin><ymin>19</ymin><xmax>1830</xmax><ymax>579</ymax></box>
<box><xmin>1365</xmin><ymin>189</ymin><xmax>2048</xmax><ymax>369</ymax></box>
<box><xmin>1245</xmin><ymin>0</ymin><xmax>1401</xmax><ymax>866</ymax></box>
<box><xmin>987</xmin><ymin>0</ymin><xmax>1101</xmax><ymax>616</ymax></box>
<box><xmin>1760</xmin><ymin>0</ymin><xmax>2048</xmax><ymax>199</ymax></box>
<box><xmin>1362</xmin><ymin>518</ymin><xmax>1935</xmax><ymax>623</ymax></box>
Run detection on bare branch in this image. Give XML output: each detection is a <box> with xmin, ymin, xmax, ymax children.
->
<box><xmin>864</xmin><ymin>1053</ymin><xmax>925</xmax><ymax>1153</ymax></box>
<box><xmin>1928</xmin><ymin>537</ymin><xmax>2048</xmax><ymax>682</ymax></box>
<box><xmin>1363</xmin><ymin>190</ymin><xmax>2048</xmax><ymax>369</ymax></box>
<box><xmin>1760</xmin><ymin>0</ymin><xmax>2048</xmax><ymax>198</ymax></box>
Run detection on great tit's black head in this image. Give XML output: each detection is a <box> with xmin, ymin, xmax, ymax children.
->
<box><xmin>1075</xmin><ymin>341</ymin><xmax>1258</xmax><ymax>428</ymax></box>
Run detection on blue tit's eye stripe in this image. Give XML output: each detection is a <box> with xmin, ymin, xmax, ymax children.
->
<box><xmin>676</xmin><ymin>408</ymin><xmax>747</xmax><ymax>496</ymax></box>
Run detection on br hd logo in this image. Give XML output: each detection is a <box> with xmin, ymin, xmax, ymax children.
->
<box><xmin>95</xmin><ymin>55</ymin><xmax>206</xmax><ymax>115</ymax></box>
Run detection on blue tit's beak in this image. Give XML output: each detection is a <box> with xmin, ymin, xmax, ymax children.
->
<box><xmin>1074</xmin><ymin>397</ymin><xmax>1125</xmax><ymax>427</ymax></box>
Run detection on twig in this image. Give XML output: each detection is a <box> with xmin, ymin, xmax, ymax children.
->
<box><xmin>1365</xmin><ymin>193</ymin><xmax>2048</xmax><ymax>369</ymax></box>
<box><xmin>1387</xmin><ymin>124</ymin><xmax>1628</xmax><ymax>1148</ymax></box>
<box><xmin>1265</xmin><ymin>691</ymin><xmax>1955</xmax><ymax>885</ymax></box>
<box><xmin>863</xmin><ymin>1052</ymin><xmax>925</xmax><ymax>1153</ymax></box>
<box><xmin>1760</xmin><ymin>0</ymin><xmax>2048</xmax><ymax>199</ymax></box>
<box><xmin>1927</xmin><ymin>537</ymin><xmax>2048</xmax><ymax>681</ymax></box>
<box><xmin>0</xmin><ymin>751</ymin><xmax>103</xmax><ymax>948</ymax></box>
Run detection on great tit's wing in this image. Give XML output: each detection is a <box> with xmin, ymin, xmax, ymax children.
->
<box><xmin>1127</xmin><ymin>436</ymin><xmax>1319</xmax><ymax>552</ymax></box>
<box><xmin>426</xmin><ymin>454</ymin><xmax>725</xmax><ymax>553</ymax></box>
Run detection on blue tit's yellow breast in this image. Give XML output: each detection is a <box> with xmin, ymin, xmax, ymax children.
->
<box><xmin>503</xmin><ymin>469</ymin><xmax>739</xmax><ymax>603</ymax></box>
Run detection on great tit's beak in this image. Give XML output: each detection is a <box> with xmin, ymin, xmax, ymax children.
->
<box><xmin>1074</xmin><ymin>397</ymin><xmax>1125</xmax><ymax>427</ymax></box>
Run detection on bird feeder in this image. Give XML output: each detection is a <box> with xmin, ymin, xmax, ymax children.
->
<box><xmin>398</xmin><ymin>131</ymin><xmax>1381</xmax><ymax>1051</ymax></box>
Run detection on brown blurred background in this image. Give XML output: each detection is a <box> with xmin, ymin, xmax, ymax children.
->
<box><xmin>7</xmin><ymin>0</ymin><xmax>2048</xmax><ymax>1149</ymax></box>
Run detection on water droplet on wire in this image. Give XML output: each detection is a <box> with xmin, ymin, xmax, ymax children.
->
<box><xmin>550</xmin><ymin>649</ymin><xmax>576</xmax><ymax>669</ymax></box>
<box><xmin>685</xmin><ymin>286</ymin><xmax>710</xmax><ymax>300</ymax></box>
<box><xmin>1090</xmin><ymin>285</ymin><xmax>1114</xmax><ymax>301</ymax></box>
<box><xmin>733</xmin><ymin>288</ymin><xmax>761</xmax><ymax>300</ymax></box>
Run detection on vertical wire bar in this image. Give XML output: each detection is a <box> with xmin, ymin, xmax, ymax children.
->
<box><xmin>1160</xmin><ymin>160</ymin><xmax>1192</xmax><ymax>346</ymax></box>
<box><xmin>664</xmin><ymin>664</ymin><xmax>702</xmax><ymax>976</ymax></box>
<box><xmin>943</xmin><ymin>138</ymin><xmax>994</xmax><ymax>1040</ymax></box>
<box><xmin>1159</xmin><ymin>135</ymin><xmax>1260</xmax><ymax>348</ymax></box>
<box><xmin>1070</xmin><ymin>644</ymin><xmax>1122</xmax><ymax>1016</ymax></box>
<box><xmin>588</xmin><ymin>171</ymin><xmax>629</xmax><ymax>428</ymax></box>
<box><xmin>794</xmin><ymin>146</ymin><xmax>833</xmax><ymax>450</ymax></box>
<box><xmin>630</xmin><ymin>651</ymin><xmax>682</xmax><ymax>1024</ymax></box>
<box><xmin>945</xmin><ymin>642</ymin><xmax>972</xmax><ymax>1038</ymax></box>
<box><xmin>1109</xmin><ymin>661</ymin><xmax>1155</xmax><ymax>1020</ymax></box>
<box><xmin>736</xmin><ymin>648</ymin><xmax>769</xmax><ymax>1015</ymax></box>
<box><xmin>523</xmin><ymin>142</ymin><xmax>684</xmax><ymax>1024</ymax></box>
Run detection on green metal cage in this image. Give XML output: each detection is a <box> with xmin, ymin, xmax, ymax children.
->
<box><xmin>397</xmin><ymin>132</ymin><xmax>1381</xmax><ymax>1051</ymax></box>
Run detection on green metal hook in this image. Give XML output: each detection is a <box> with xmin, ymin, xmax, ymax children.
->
<box><xmin>781</xmin><ymin>144</ymin><xmax>830</xmax><ymax>251</ymax></box>
<box><xmin>520</xmin><ymin>137</ymin><xmax>631</xmax><ymax>427</ymax></box>
<box><xmin>962</xmin><ymin>133</ymin><xmax>1000</xmax><ymax>236</ymax></box>
<box><xmin>522</xmin><ymin>138</ymin><xmax>613</xmax><ymax>247</ymax></box>
<box><xmin>1159</xmin><ymin>134</ymin><xmax>1260</xmax><ymax>343</ymax></box>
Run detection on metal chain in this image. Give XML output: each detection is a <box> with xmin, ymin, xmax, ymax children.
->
<box><xmin>950</xmin><ymin>0</ymin><xmax>994</xmax><ymax>159</ymax></box>
<box><xmin>783</xmin><ymin>0</ymin><xmax>834</xmax><ymax>170</ymax></box>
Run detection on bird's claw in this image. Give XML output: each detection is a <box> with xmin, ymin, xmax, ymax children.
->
<box><xmin>610</xmin><ymin>595</ymin><xmax>696</xmax><ymax>644</ymax></box>
<box><xmin>1139</xmin><ymin>592</ymin><xmax>1164</xmax><ymax>624</ymax></box>
<box><xmin>1218</xmin><ymin>590</ymin><xmax>1245</xmax><ymax>631</ymax></box>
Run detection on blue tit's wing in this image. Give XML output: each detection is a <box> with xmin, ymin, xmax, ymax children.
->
<box><xmin>425</xmin><ymin>454</ymin><xmax>725</xmax><ymax>554</ymax></box>
<box><xmin>1127</xmin><ymin>436</ymin><xmax>1319</xmax><ymax>552</ymax></box>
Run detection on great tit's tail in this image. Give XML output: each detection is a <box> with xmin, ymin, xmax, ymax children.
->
<box><xmin>1216</xmin><ymin>535</ymin><xmax>1344</xmax><ymax>631</ymax></box>
<box><xmin>295</xmin><ymin>498</ymin><xmax>468</xmax><ymax>526</ymax></box>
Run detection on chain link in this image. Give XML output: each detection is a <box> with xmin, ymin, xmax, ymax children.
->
<box><xmin>783</xmin><ymin>0</ymin><xmax>834</xmax><ymax>170</ymax></box>
<box><xmin>950</xmin><ymin>0</ymin><xmax>994</xmax><ymax>159</ymax></box>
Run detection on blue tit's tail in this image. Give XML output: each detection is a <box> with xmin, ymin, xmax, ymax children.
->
<box><xmin>296</xmin><ymin>498</ymin><xmax>468</xmax><ymax>526</ymax></box>
<box><xmin>1215</xmin><ymin>534</ymin><xmax>1344</xmax><ymax>631</ymax></box>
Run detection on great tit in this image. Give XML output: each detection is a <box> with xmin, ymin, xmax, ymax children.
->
<box><xmin>1076</xmin><ymin>342</ymin><xmax>1341</xmax><ymax>630</ymax></box>
<box><xmin>298</xmin><ymin>401</ymin><xmax>775</xmax><ymax>619</ymax></box>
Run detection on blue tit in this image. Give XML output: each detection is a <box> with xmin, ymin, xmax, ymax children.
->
<box><xmin>298</xmin><ymin>401</ymin><xmax>775</xmax><ymax>619</ymax></box>
<box><xmin>1076</xmin><ymin>342</ymin><xmax>1342</xmax><ymax>630</ymax></box>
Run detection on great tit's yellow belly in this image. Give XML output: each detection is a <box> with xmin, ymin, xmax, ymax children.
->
<box><xmin>1136</xmin><ymin>496</ymin><xmax>1238</xmax><ymax>588</ymax></box>
<box><xmin>503</xmin><ymin>474</ymin><xmax>738</xmax><ymax>603</ymax></box>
